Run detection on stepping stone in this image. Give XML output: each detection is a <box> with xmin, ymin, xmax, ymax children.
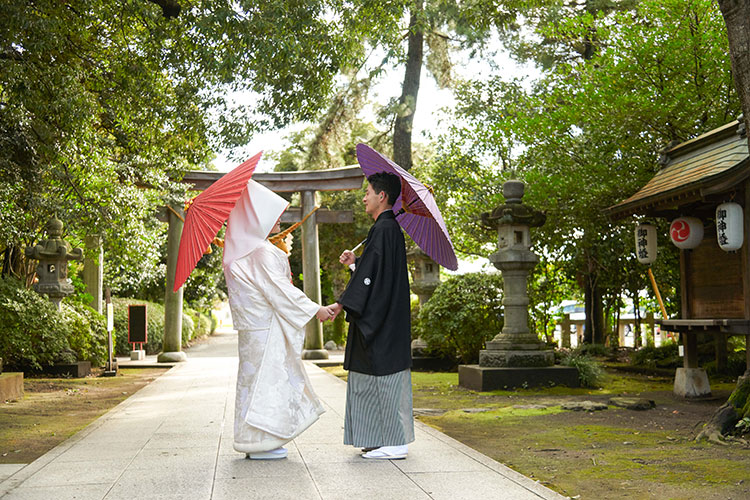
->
<box><xmin>513</xmin><ymin>404</ymin><xmax>548</xmax><ymax>410</ymax></box>
<box><xmin>608</xmin><ymin>397</ymin><xmax>655</xmax><ymax>410</ymax></box>
<box><xmin>560</xmin><ymin>401</ymin><xmax>608</xmax><ymax>412</ymax></box>
<box><xmin>462</xmin><ymin>408</ymin><xmax>492</xmax><ymax>413</ymax></box>
<box><xmin>413</xmin><ymin>408</ymin><xmax>448</xmax><ymax>416</ymax></box>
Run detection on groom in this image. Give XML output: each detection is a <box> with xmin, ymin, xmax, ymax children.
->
<box><xmin>329</xmin><ymin>172</ymin><xmax>414</xmax><ymax>459</ymax></box>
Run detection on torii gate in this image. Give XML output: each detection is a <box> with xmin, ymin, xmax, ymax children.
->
<box><xmin>157</xmin><ymin>166</ymin><xmax>364</xmax><ymax>362</ymax></box>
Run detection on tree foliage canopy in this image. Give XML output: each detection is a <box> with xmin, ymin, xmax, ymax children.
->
<box><xmin>0</xmin><ymin>0</ymin><xmax>380</xmax><ymax>288</ymax></box>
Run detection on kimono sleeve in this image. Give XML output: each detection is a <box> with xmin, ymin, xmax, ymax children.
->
<box><xmin>338</xmin><ymin>246</ymin><xmax>380</xmax><ymax>320</ymax></box>
<box><xmin>233</xmin><ymin>247</ymin><xmax>319</xmax><ymax>331</ymax></box>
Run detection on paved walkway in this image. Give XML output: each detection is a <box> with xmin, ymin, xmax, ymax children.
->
<box><xmin>0</xmin><ymin>330</ymin><xmax>566</xmax><ymax>500</ymax></box>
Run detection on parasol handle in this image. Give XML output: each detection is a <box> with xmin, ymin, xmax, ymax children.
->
<box><xmin>166</xmin><ymin>205</ymin><xmax>185</xmax><ymax>223</ymax></box>
<box><xmin>347</xmin><ymin>238</ymin><xmax>367</xmax><ymax>271</ymax></box>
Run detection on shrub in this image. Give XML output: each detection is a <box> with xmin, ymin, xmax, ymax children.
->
<box><xmin>0</xmin><ymin>278</ymin><xmax>107</xmax><ymax>370</ymax></box>
<box><xmin>561</xmin><ymin>349</ymin><xmax>604</xmax><ymax>388</ymax></box>
<box><xmin>631</xmin><ymin>342</ymin><xmax>680</xmax><ymax>369</ymax></box>
<box><xmin>194</xmin><ymin>310</ymin><xmax>212</xmax><ymax>338</ymax></box>
<box><xmin>113</xmin><ymin>298</ymin><xmax>211</xmax><ymax>355</ymax></box>
<box><xmin>415</xmin><ymin>272</ymin><xmax>504</xmax><ymax>364</ymax></box>
<box><xmin>324</xmin><ymin>315</ymin><xmax>347</xmax><ymax>347</ymax></box>
<box><xmin>209</xmin><ymin>311</ymin><xmax>218</xmax><ymax>333</ymax></box>
<box><xmin>181</xmin><ymin>313</ymin><xmax>195</xmax><ymax>345</ymax></box>
<box><xmin>181</xmin><ymin>307</ymin><xmax>212</xmax><ymax>345</ymax></box>
<box><xmin>112</xmin><ymin>298</ymin><xmax>166</xmax><ymax>355</ymax></box>
<box><xmin>576</xmin><ymin>343</ymin><xmax>614</xmax><ymax>358</ymax></box>
<box><xmin>705</xmin><ymin>350</ymin><xmax>748</xmax><ymax>378</ymax></box>
<box><xmin>0</xmin><ymin>277</ymin><xmax>69</xmax><ymax>370</ymax></box>
<box><xmin>61</xmin><ymin>302</ymin><xmax>107</xmax><ymax>366</ymax></box>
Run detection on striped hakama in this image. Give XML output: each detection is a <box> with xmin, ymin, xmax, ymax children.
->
<box><xmin>344</xmin><ymin>369</ymin><xmax>415</xmax><ymax>448</ymax></box>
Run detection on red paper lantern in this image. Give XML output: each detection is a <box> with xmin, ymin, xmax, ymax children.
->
<box><xmin>669</xmin><ymin>217</ymin><xmax>703</xmax><ymax>249</ymax></box>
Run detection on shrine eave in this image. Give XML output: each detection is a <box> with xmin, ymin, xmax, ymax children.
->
<box><xmin>607</xmin><ymin>119</ymin><xmax>750</xmax><ymax>220</ymax></box>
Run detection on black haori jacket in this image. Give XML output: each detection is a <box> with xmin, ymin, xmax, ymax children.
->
<box><xmin>339</xmin><ymin>210</ymin><xmax>412</xmax><ymax>376</ymax></box>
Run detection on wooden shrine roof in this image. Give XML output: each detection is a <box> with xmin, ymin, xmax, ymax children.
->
<box><xmin>608</xmin><ymin>120</ymin><xmax>750</xmax><ymax>219</ymax></box>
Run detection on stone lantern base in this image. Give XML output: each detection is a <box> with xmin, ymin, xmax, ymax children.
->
<box><xmin>458</xmin><ymin>365</ymin><xmax>580</xmax><ymax>391</ymax></box>
<box><xmin>479</xmin><ymin>348</ymin><xmax>555</xmax><ymax>367</ymax></box>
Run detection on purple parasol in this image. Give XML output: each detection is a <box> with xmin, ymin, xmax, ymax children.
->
<box><xmin>356</xmin><ymin>144</ymin><xmax>458</xmax><ymax>270</ymax></box>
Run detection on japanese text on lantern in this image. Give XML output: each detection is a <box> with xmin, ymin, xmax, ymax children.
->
<box><xmin>637</xmin><ymin>228</ymin><xmax>648</xmax><ymax>259</ymax></box>
<box><xmin>717</xmin><ymin>209</ymin><xmax>728</xmax><ymax>246</ymax></box>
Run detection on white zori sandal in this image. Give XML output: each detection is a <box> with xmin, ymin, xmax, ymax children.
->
<box><xmin>246</xmin><ymin>447</ymin><xmax>288</xmax><ymax>460</ymax></box>
<box><xmin>361</xmin><ymin>445</ymin><xmax>407</xmax><ymax>460</ymax></box>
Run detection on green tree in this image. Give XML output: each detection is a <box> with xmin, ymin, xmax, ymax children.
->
<box><xmin>0</xmin><ymin>0</ymin><xmax>378</xmax><ymax>287</ymax></box>
<box><xmin>431</xmin><ymin>0</ymin><xmax>737</xmax><ymax>344</ymax></box>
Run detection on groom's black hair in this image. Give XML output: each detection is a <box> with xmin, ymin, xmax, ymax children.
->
<box><xmin>367</xmin><ymin>172</ymin><xmax>401</xmax><ymax>207</ymax></box>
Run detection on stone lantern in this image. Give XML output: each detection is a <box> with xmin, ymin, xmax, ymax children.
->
<box><xmin>408</xmin><ymin>248</ymin><xmax>441</xmax><ymax>357</ymax></box>
<box><xmin>25</xmin><ymin>218</ymin><xmax>83</xmax><ymax>310</ymax></box>
<box><xmin>409</xmin><ymin>248</ymin><xmax>441</xmax><ymax>306</ymax></box>
<box><xmin>458</xmin><ymin>180</ymin><xmax>578</xmax><ymax>390</ymax></box>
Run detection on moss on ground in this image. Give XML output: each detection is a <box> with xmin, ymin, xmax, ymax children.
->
<box><xmin>321</xmin><ymin>366</ymin><xmax>749</xmax><ymax>497</ymax></box>
<box><xmin>409</xmin><ymin>369</ymin><xmax>750</xmax><ymax>499</ymax></box>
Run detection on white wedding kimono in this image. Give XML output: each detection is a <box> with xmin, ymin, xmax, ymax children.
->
<box><xmin>223</xmin><ymin>180</ymin><xmax>325</xmax><ymax>454</ymax></box>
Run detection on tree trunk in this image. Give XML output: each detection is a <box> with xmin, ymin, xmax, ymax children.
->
<box><xmin>698</xmin><ymin>0</ymin><xmax>750</xmax><ymax>443</ymax></box>
<box><xmin>2</xmin><ymin>245</ymin><xmax>27</xmax><ymax>282</ymax></box>
<box><xmin>719</xmin><ymin>0</ymin><xmax>750</xmax><ymax>142</ymax></box>
<box><xmin>696</xmin><ymin>371</ymin><xmax>750</xmax><ymax>443</ymax></box>
<box><xmin>393</xmin><ymin>0</ymin><xmax>424</xmax><ymax>171</ymax></box>
<box><xmin>592</xmin><ymin>283</ymin><xmax>604</xmax><ymax>344</ymax></box>
<box><xmin>584</xmin><ymin>278</ymin><xmax>594</xmax><ymax>344</ymax></box>
<box><xmin>583</xmin><ymin>274</ymin><xmax>605</xmax><ymax>345</ymax></box>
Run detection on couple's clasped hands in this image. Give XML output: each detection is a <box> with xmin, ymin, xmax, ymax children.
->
<box><xmin>316</xmin><ymin>302</ymin><xmax>344</xmax><ymax>322</ymax></box>
<box><xmin>315</xmin><ymin>250</ymin><xmax>354</xmax><ymax>322</ymax></box>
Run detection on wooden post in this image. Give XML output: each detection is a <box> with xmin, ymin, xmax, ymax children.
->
<box><xmin>301</xmin><ymin>190</ymin><xmax>328</xmax><ymax>360</ymax></box>
<box><xmin>575</xmin><ymin>322</ymin><xmax>583</xmax><ymax>346</ymax></box>
<box><xmin>683</xmin><ymin>333</ymin><xmax>698</xmax><ymax>369</ymax></box>
<box><xmin>83</xmin><ymin>235</ymin><xmax>103</xmax><ymax>314</ymax></box>
<box><xmin>561</xmin><ymin>314</ymin><xmax>571</xmax><ymax>348</ymax></box>
<box><xmin>646</xmin><ymin>312</ymin><xmax>655</xmax><ymax>347</ymax></box>
<box><xmin>159</xmin><ymin>204</ymin><xmax>187</xmax><ymax>362</ymax></box>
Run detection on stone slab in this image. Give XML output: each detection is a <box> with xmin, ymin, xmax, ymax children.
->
<box><xmin>42</xmin><ymin>361</ymin><xmax>90</xmax><ymax>378</ymax></box>
<box><xmin>608</xmin><ymin>397</ymin><xmax>656</xmax><ymax>410</ymax></box>
<box><xmin>0</xmin><ymin>465</ymin><xmax>24</xmax><ymax>483</ymax></box>
<box><xmin>458</xmin><ymin>364</ymin><xmax>580</xmax><ymax>391</ymax></box>
<box><xmin>0</xmin><ymin>372</ymin><xmax>23</xmax><ymax>401</ymax></box>
<box><xmin>561</xmin><ymin>401</ymin><xmax>608</xmax><ymax>411</ymax></box>
<box><xmin>130</xmin><ymin>350</ymin><xmax>146</xmax><ymax>360</ymax></box>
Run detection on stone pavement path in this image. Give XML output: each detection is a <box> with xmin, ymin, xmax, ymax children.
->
<box><xmin>0</xmin><ymin>330</ymin><xmax>567</xmax><ymax>500</ymax></box>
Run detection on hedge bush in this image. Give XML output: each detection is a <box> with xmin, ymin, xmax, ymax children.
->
<box><xmin>0</xmin><ymin>278</ymin><xmax>69</xmax><ymax>370</ymax></box>
<box><xmin>0</xmin><ymin>277</ymin><xmax>107</xmax><ymax>370</ymax></box>
<box><xmin>631</xmin><ymin>342</ymin><xmax>680</xmax><ymax>369</ymax></box>
<box><xmin>62</xmin><ymin>301</ymin><xmax>107</xmax><ymax>367</ymax></box>
<box><xmin>112</xmin><ymin>298</ymin><xmax>212</xmax><ymax>355</ymax></box>
<box><xmin>112</xmin><ymin>298</ymin><xmax>166</xmax><ymax>355</ymax></box>
<box><xmin>414</xmin><ymin>272</ymin><xmax>504</xmax><ymax>364</ymax></box>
